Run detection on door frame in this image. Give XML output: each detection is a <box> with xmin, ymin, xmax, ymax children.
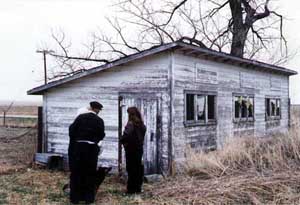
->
<box><xmin>118</xmin><ymin>92</ymin><xmax>162</xmax><ymax>175</ymax></box>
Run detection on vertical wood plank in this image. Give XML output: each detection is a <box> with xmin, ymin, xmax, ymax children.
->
<box><xmin>37</xmin><ymin>106</ymin><xmax>43</xmax><ymax>153</ymax></box>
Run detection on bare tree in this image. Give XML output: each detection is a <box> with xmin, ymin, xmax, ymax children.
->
<box><xmin>45</xmin><ymin>0</ymin><xmax>289</xmax><ymax>81</ymax></box>
<box><xmin>1</xmin><ymin>101</ymin><xmax>14</xmax><ymax>127</ymax></box>
<box><xmin>111</xmin><ymin>0</ymin><xmax>287</xmax><ymax>59</ymax></box>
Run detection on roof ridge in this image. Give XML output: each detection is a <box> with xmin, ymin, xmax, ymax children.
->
<box><xmin>28</xmin><ymin>41</ymin><xmax>297</xmax><ymax>95</ymax></box>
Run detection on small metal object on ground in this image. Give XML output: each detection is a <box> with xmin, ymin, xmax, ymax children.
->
<box><xmin>144</xmin><ymin>174</ymin><xmax>164</xmax><ymax>183</ymax></box>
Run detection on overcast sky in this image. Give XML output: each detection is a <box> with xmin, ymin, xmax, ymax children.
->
<box><xmin>0</xmin><ymin>0</ymin><xmax>299</xmax><ymax>104</ymax></box>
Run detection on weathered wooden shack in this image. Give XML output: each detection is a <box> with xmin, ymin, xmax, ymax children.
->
<box><xmin>28</xmin><ymin>39</ymin><xmax>297</xmax><ymax>174</ymax></box>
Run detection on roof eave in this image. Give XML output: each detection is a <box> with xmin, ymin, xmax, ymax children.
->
<box><xmin>176</xmin><ymin>42</ymin><xmax>298</xmax><ymax>76</ymax></box>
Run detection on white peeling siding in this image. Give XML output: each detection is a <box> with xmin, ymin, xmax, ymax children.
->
<box><xmin>43</xmin><ymin>53</ymin><xmax>171</xmax><ymax>168</ymax></box>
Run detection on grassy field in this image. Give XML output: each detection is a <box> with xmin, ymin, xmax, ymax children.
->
<box><xmin>0</xmin><ymin>112</ymin><xmax>300</xmax><ymax>204</ymax></box>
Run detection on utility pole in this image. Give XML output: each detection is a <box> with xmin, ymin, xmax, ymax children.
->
<box><xmin>36</xmin><ymin>50</ymin><xmax>54</xmax><ymax>84</ymax></box>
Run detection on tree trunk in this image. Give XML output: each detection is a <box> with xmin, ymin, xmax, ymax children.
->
<box><xmin>230</xmin><ymin>28</ymin><xmax>249</xmax><ymax>58</ymax></box>
<box><xmin>229</xmin><ymin>0</ymin><xmax>249</xmax><ymax>58</ymax></box>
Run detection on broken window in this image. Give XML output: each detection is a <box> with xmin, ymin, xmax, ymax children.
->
<box><xmin>265</xmin><ymin>98</ymin><xmax>281</xmax><ymax>120</ymax></box>
<box><xmin>185</xmin><ymin>92</ymin><xmax>216</xmax><ymax>124</ymax></box>
<box><xmin>234</xmin><ymin>95</ymin><xmax>254</xmax><ymax>121</ymax></box>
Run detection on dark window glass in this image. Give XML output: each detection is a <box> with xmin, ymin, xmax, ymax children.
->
<box><xmin>235</xmin><ymin>97</ymin><xmax>240</xmax><ymax>118</ymax></box>
<box><xmin>266</xmin><ymin>99</ymin><xmax>270</xmax><ymax>117</ymax></box>
<box><xmin>207</xmin><ymin>95</ymin><xmax>215</xmax><ymax>120</ymax></box>
<box><xmin>241</xmin><ymin>99</ymin><xmax>247</xmax><ymax>118</ymax></box>
<box><xmin>186</xmin><ymin>94</ymin><xmax>194</xmax><ymax>121</ymax></box>
<box><xmin>270</xmin><ymin>99</ymin><xmax>276</xmax><ymax>116</ymax></box>
<box><xmin>248</xmin><ymin>98</ymin><xmax>254</xmax><ymax>118</ymax></box>
<box><xmin>197</xmin><ymin>95</ymin><xmax>205</xmax><ymax>120</ymax></box>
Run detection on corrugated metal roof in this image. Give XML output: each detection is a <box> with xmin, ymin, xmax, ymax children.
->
<box><xmin>28</xmin><ymin>41</ymin><xmax>297</xmax><ymax>95</ymax></box>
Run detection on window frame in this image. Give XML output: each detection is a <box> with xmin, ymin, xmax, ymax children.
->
<box><xmin>233</xmin><ymin>94</ymin><xmax>255</xmax><ymax>123</ymax></box>
<box><xmin>265</xmin><ymin>97</ymin><xmax>281</xmax><ymax>121</ymax></box>
<box><xmin>184</xmin><ymin>90</ymin><xmax>217</xmax><ymax>127</ymax></box>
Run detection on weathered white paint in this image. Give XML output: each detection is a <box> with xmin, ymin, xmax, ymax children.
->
<box><xmin>41</xmin><ymin>49</ymin><xmax>292</xmax><ymax>174</ymax></box>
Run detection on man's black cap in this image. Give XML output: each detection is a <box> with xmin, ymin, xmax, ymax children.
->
<box><xmin>90</xmin><ymin>101</ymin><xmax>103</xmax><ymax>110</ymax></box>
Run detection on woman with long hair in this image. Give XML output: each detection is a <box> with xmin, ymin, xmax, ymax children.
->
<box><xmin>120</xmin><ymin>106</ymin><xmax>146</xmax><ymax>194</ymax></box>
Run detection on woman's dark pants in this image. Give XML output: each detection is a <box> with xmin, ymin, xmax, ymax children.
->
<box><xmin>125</xmin><ymin>149</ymin><xmax>144</xmax><ymax>193</ymax></box>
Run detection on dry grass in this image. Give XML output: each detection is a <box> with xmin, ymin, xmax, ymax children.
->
<box><xmin>153</xmin><ymin>122</ymin><xmax>300</xmax><ymax>204</ymax></box>
<box><xmin>185</xmin><ymin>125</ymin><xmax>300</xmax><ymax>178</ymax></box>
<box><xmin>150</xmin><ymin>171</ymin><xmax>300</xmax><ymax>204</ymax></box>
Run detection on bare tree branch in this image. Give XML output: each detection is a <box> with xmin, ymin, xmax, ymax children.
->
<box><xmin>158</xmin><ymin>0</ymin><xmax>189</xmax><ymax>27</ymax></box>
<box><xmin>270</xmin><ymin>10</ymin><xmax>288</xmax><ymax>54</ymax></box>
<box><xmin>250</xmin><ymin>26</ymin><xmax>267</xmax><ymax>49</ymax></box>
<box><xmin>49</xmin><ymin>53</ymin><xmax>110</xmax><ymax>63</ymax></box>
<box><xmin>206</xmin><ymin>0</ymin><xmax>229</xmax><ymax>18</ymax></box>
<box><xmin>51</xmin><ymin>29</ymin><xmax>70</xmax><ymax>57</ymax></box>
<box><xmin>106</xmin><ymin>17</ymin><xmax>141</xmax><ymax>52</ymax></box>
<box><xmin>43</xmin><ymin>0</ymin><xmax>291</xmax><ymax>81</ymax></box>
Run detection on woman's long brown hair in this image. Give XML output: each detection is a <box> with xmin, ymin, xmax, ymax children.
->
<box><xmin>127</xmin><ymin>107</ymin><xmax>144</xmax><ymax>126</ymax></box>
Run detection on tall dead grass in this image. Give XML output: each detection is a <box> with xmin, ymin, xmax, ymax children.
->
<box><xmin>185</xmin><ymin>125</ymin><xmax>300</xmax><ymax>178</ymax></box>
<box><xmin>149</xmin><ymin>123</ymin><xmax>300</xmax><ymax>204</ymax></box>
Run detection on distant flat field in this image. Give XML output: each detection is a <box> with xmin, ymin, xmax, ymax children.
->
<box><xmin>0</xmin><ymin>106</ymin><xmax>38</xmax><ymax>116</ymax></box>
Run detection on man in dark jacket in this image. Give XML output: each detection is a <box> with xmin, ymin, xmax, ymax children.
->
<box><xmin>68</xmin><ymin>101</ymin><xmax>105</xmax><ymax>204</ymax></box>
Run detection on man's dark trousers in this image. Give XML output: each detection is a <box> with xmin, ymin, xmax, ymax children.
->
<box><xmin>68</xmin><ymin>142</ymin><xmax>99</xmax><ymax>203</ymax></box>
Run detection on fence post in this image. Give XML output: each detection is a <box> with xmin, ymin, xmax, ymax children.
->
<box><xmin>3</xmin><ymin>111</ymin><xmax>6</xmax><ymax>127</ymax></box>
